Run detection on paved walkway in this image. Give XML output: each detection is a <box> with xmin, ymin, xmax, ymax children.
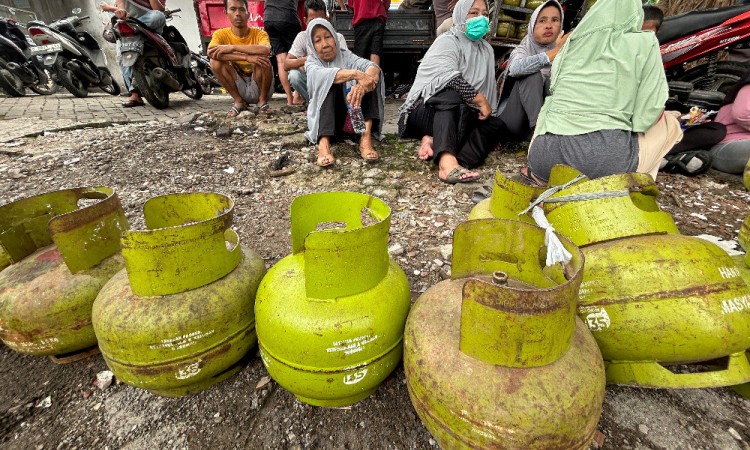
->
<box><xmin>0</xmin><ymin>91</ymin><xmax>229</xmax><ymax>143</ymax></box>
<box><xmin>0</xmin><ymin>90</ymin><xmax>401</xmax><ymax>143</ymax></box>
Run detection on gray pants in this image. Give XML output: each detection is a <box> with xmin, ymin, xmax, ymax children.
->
<box><xmin>710</xmin><ymin>140</ymin><xmax>750</xmax><ymax>174</ymax></box>
<box><xmin>498</xmin><ymin>71</ymin><xmax>546</xmax><ymax>138</ymax></box>
<box><xmin>288</xmin><ymin>69</ymin><xmax>308</xmax><ymax>103</ymax></box>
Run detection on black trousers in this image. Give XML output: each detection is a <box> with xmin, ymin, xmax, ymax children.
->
<box><xmin>317</xmin><ymin>84</ymin><xmax>379</xmax><ymax>141</ymax></box>
<box><xmin>404</xmin><ymin>89</ymin><xmax>506</xmax><ymax>169</ymax></box>
<box><xmin>668</xmin><ymin>121</ymin><xmax>727</xmax><ymax>155</ymax></box>
<box><xmin>498</xmin><ymin>71</ymin><xmax>546</xmax><ymax>138</ymax></box>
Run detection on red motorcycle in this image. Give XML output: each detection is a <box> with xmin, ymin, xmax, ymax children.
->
<box><xmin>658</xmin><ymin>4</ymin><xmax>750</xmax><ymax>93</ymax></box>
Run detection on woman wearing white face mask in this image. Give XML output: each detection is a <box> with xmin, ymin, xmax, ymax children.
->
<box><xmin>397</xmin><ymin>0</ymin><xmax>506</xmax><ymax>184</ymax></box>
<box><xmin>497</xmin><ymin>0</ymin><xmax>567</xmax><ymax>142</ymax></box>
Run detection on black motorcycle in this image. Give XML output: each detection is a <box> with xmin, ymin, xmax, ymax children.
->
<box><xmin>27</xmin><ymin>9</ymin><xmax>120</xmax><ymax>98</ymax></box>
<box><xmin>0</xmin><ymin>17</ymin><xmax>57</xmax><ymax>97</ymax></box>
<box><xmin>116</xmin><ymin>8</ymin><xmax>202</xmax><ymax>109</ymax></box>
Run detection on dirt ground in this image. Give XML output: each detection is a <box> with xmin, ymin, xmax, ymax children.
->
<box><xmin>1</xmin><ymin>102</ymin><xmax>750</xmax><ymax>449</ymax></box>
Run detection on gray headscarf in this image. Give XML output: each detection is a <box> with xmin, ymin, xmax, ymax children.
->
<box><xmin>303</xmin><ymin>19</ymin><xmax>385</xmax><ymax>144</ymax></box>
<box><xmin>398</xmin><ymin>0</ymin><xmax>498</xmax><ymax>122</ymax></box>
<box><xmin>508</xmin><ymin>0</ymin><xmax>562</xmax><ymax>79</ymax></box>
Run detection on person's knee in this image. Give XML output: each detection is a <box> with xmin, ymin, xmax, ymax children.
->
<box><xmin>288</xmin><ymin>70</ymin><xmax>305</xmax><ymax>88</ymax></box>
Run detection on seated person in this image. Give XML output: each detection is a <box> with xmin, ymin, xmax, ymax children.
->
<box><xmin>398</xmin><ymin>0</ymin><xmax>505</xmax><ymax>184</ymax></box>
<box><xmin>526</xmin><ymin>0</ymin><xmax>683</xmax><ymax>185</ymax></box>
<box><xmin>115</xmin><ymin>0</ymin><xmax>167</xmax><ymax>107</ymax></box>
<box><xmin>707</xmin><ymin>70</ymin><xmax>750</xmax><ymax>174</ymax></box>
<box><xmin>304</xmin><ymin>19</ymin><xmax>385</xmax><ymax>167</ymax></box>
<box><xmin>208</xmin><ymin>0</ymin><xmax>274</xmax><ymax>117</ymax></box>
<box><xmin>641</xmin><ymin>4</ymin><xmax>663</xmax><ymax>33</ymax></box>
<box><xmin>285</xmin><ymin>0</ymin><xmax>348</xmax><ymax>104</ymax></box>
<box><xmin>497</xmin><ymin>0</ymin><xmax>567</xmax><ymax>140</ymax></box>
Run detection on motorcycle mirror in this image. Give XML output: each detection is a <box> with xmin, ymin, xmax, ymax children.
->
<box><xmin>72</xmin><ymin>8</ymin><xmax>82</xmax><ymax>14</ymax></box>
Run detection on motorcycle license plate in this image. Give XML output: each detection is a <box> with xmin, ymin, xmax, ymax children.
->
<box><xmin>29</xmin><ymin>43</ymin><xmax>62</xmax><ymax>55</ymax></box>
<box><xmin>120</xmin><ymin>41</ymin><xmax>144</xmax><ymax>54</ymax></box>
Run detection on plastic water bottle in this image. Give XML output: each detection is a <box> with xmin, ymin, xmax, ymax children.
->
<box><xmin>345</xmin><ymin>85</ymin><xmax>366</xmax><ymax>135</ymax></box>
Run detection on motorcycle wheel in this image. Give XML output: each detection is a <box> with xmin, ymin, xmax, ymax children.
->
<box><xmin>133</xmin><ymin>57</ymin><xmax>169</xmax><ymax>109</ymax></box>
<box><xmin>98</xmin><ymin>68</ymin><xmax>121</xmax><ymax>96</ymax></box>
<box><xmin>0</xmin><ymin>57</ymin><xmax>26</xmax><ymax>97</ymax></box>
<box><xmin>29</xmin><ymin>67</ymin><xmax>59</xmax><ymax>95</ymax></box>
<box><xmin>193</xmin><ymin>67</ymin><xmax>213</xmax><ymax>95</ymax></box>
<box><xmin>182</xmin><ymin>72</ymin><xmax>203</xmax><ymax>100</ymax></box>
<box><xmin>55</xmin><ymin>56</ymin><xmax>89</xmax><ymax>98</ymax></box>
<box><xmin>678</xmin><ymin>61</ymin><xmax>750</xmax><ymax>95</ymax></box>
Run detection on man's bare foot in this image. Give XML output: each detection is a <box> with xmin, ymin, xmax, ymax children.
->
<box><xmin>438</xmin><ymin>153</ymin><xmax>479</xmax><ymax>184</ymax></box>
<box><xmin>418</xmin><ymin>136</ymin><xmax>434</xmax><ymax>161</ymax></box>
<box><xmin>292</xmin><ymin>91</ymin><xmax>305</xmax><ymax>106</ymax></box>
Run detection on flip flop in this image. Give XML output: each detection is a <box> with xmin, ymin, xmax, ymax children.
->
<box><xmin>519</xmin><ymin>167</ymin><xmax>546</xmax><ymax>187</ymax></box>
<box><xmin>440</xmin><ymin>166</ymin><xmax>480</xmax><ymax>184</ymax></box>
<box><xmin>662</xmin><ymin>150</ymin><xmax>713</xmax><ymax>176</ymax></box>
<box><xmin>258</xmin><ymin>103</ymin><xmax>271</xmax><ymax>114</ymax></box>
<box><xmin>227</xmin><ymin>104</ymin><xmax>247</xmax><ymax>118</ymax></box>
<box><xmin>316</xmin><ymin>153</ymin><xmax>335</xmax><ymax>168</ymax></box>
<box><xmin>122</xmin><ymin>99</ymin><xmax>144</xmax><ymax>108</ymax></box>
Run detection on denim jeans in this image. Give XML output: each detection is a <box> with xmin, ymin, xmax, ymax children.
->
<box><xmin>120</xmin><ymin>9</ymin><xmax>166</xmax><ymax>92</ymax></box>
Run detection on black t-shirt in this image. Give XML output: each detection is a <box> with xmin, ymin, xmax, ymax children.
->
<box><xmin>264</xmin><ymin>0</ymin><xmax>300</xmax><ymax>24</ymax></box>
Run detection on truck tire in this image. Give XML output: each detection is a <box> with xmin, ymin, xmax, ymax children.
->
<box><xmin>55</xmin><ymin>56</ymin><xmax>89</xmax><ymax>98</ymax></box>
<box><xmin>133</xmin><ymin>57</ymin><xmax>169</xmax><ymax>109</ymax></box>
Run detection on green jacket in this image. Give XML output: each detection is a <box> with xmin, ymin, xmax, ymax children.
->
<box><xmin>534</xmin><ymin>0</ymin><xmax>667</xmax><ymax>137</ymax></box>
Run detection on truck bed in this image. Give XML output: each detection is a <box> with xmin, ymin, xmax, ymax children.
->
<box><xmin>331</xmin><ymin>10</ymin><xmax>435</xmax><ymax>54</ymax></box>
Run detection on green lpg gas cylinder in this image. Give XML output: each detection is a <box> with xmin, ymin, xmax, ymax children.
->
<box><xmin>540</xmin><ymin>169</ymin><xmax>750</xmax><ymax>388</ymax></box>
<box><xmin>0</xmin><ymin>187</ymin><xmax>127</xmax><ymax>356</ymax></box>
<box><xmin>404</xmin><ymin>219</ymin><xmax>605</xmax><ymax>449</ymax></box>
<box><xmin>92</xmin><ymin>193</ymin><xmax>265</xmax><ymax>396</ymax></box>
<box><xmin>255</xmin><ymin>192</ymin><xmax>411</xmax><ymax>407</ymax></box>
<box><xmin>744</xmin><ymin>160</ymin><xmax>750</xmax><ymax>190</ymax></box>
<box><xmin>468</xmin><ymin>166</ymin><xmax>750</xmax><ymax>388</ymax></box>
<box><xmin>739</xmin><ymin>214</ymin><xmax>750</xmax><ymax>253</ymax></box>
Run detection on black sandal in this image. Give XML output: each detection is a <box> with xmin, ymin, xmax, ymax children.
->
<box><xmin>662</xmin><ymin>150</ymin><xmax>713</xmax><ymax>176</ymax></box>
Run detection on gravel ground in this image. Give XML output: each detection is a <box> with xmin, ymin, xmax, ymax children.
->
<box><xmin>1</xmin><ymin>105</ymin><xmax>750</xmax><ymax>450</ymax></box>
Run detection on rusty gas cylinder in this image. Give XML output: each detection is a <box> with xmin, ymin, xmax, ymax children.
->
<box><xmin>92</xmin><ymin>193</ymin><xmax>265</xmax><ymax>396</ymax></box>
<box><xmin>255</xmin><ymin>192</ymin><xmax>411</xmax><ymax>407</ymax></box>
<box><xmin>404</xmin><ymin>219</ymin><xmax>605</xmax><ymax>449</ymax></box>
<box><xmin>0</xmin><ymin>187</ymin><xmax>127</xmax><ymax>357</ymax></box>
<box><xmin>744</xmin><ymin>159</ymin><xmax>750</xmax><ymax>190</ymax></box>
<box><xmin>469</xmin><ymin>166</ymin><xmax>750</xmax><ymax>388</ymax></box>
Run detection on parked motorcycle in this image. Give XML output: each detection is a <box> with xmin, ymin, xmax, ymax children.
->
<box><xmin>0</xmin><ymin>17</ymin><xmax>58</xmax><ymax>97</ymax></box>
<box><xmin>116</xmin><ymin>8</ymin><xmax>202</xmax><ymax>109</ymax></box>
<box><xmin>190</xmin><ymin>50</ymin><xmax>219</xmax><ymax>95</ymax></box>
<box><xmin>27</xmin><ymin>8</ymin><xmax>120</xmax><ymax>98</ymax></box>
<box><xmin>658</xmin><ymin>4</ymin><xmax>750</xmax><ymax>93</ymax></box>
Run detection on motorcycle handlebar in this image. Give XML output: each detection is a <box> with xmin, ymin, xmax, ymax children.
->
<box><xmin>79</xmin><ymin>15</ymin><xmax>90</xmax><ymax>20</ymax></box>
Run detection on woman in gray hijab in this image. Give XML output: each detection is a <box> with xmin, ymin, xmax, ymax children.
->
<box><xmin>497</xmin><ymin>0</ymin><xmax>566</xmax><ymax>141</ymax></box>
<box><xmin>304</xmin><ymin>18</ymin><xmax>385</xmax><ymax>167</ymax></box>
<box><xmin>398</xmin><ymin>0</ymin><xmax>505</xmax><ymax>184</ymax></box>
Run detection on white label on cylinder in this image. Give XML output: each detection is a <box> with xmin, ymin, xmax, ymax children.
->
<box><xmin>326</xmin><ymin>334</ymin><xmax>378</xmax><ymax>356</ymax></box>
<box><xmin>580</xmin><ymin>306</ymin><xmax>611</xmax><ymax>331</ymax></box>
<box><xmin>149</xmin><ymin>329</ymin><xmax>216</xmax><ymax>351</ymax></box>
<box><xmin>175</xmin><ymin>360</ymin><xmax>202</xmax><ymax>380</ymax></box>
<box><xmin>343</xmin><ymin>368</ymin><xmax>368</xmax><ymax>385</ymax></box>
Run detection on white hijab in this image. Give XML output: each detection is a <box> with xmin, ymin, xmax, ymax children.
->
<box><xmin>398</xmin><ymin>0</ymin><xmax>498</xmax><ymax>120</ymax></box>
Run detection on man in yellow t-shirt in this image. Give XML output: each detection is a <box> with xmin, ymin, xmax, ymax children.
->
<box><xmin>208</xmin><ymin>0</ymin><xmax>274</xmax><ymax>117</ymax></box>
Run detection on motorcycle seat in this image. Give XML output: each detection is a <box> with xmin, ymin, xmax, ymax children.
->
<box><xmin>658</xmin><ymin>4</ymin><xmax>750</xmax><ymax>45</ymax></box>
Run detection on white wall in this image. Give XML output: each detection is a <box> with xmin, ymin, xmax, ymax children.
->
<box><xmin>168</xmin><ymin>0</ymin><xmax>202</xmax><ymax>53</ymax></box>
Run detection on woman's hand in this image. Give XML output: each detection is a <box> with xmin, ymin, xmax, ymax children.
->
<box><xmin>347</xmin><ymin>84</ymin><xmax>367</xmax><ymax>108</ymax></box>
<box><xmin>114</xmin><ymin>8</ymin><xmax>128</xmax><ymax>19</ymax></box>
<box><xmin>545</xmin><ymin>32</ymin><xmax>570</xmax><ymax>62</ymax></box>
<box><xmin>357</xmin><ymin>72</ymin><xmax>377</xmax><ymax>92</ymax></box>
<box><xmin>471</xmin><ymin>92</ymin><xmax>492</xmax><ymax>120</ymax></box>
